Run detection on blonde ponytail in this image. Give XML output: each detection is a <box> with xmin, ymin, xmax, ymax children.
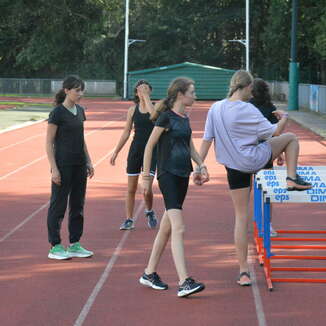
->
<box><xmin>227</xmin><ymin>70</ymin><xmax>253</xmax><ymax>97</ymax></box>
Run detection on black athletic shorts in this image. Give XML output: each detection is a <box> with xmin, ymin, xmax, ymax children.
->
<box><xmin>126</xmin><ymin>142</ymin><xmax>157</xmax><ymax>176</ymax></box>
<box><xmin>225</xmin><ymin>155</ymin><xmax>273</xmax><ymax>190</ymax></box>
<box><xmin>158</xmin><ymin>172</ymin><xmax>189</xmax><ymax>210</ymax></box>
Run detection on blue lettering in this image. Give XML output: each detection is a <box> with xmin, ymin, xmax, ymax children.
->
<box><xmin>307</xmin><ymin>189</ymin><xmax>326</xmax><ymax>195</ymax></box>
<box><xmin>311</xmin><ymin>195</ymin><xmax>326</xmax><ymax>202</ymax></box>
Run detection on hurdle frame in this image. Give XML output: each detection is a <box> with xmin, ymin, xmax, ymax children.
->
<box><xmin>253</xmin><ymin>166</ymin><xmax>326</xmax><ymax>290</ymax></box>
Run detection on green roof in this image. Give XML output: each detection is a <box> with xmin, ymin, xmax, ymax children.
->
<box><xmin>128</xmin><ymin>62</ymin><xmax>235</xmax><ymax>75</ymax></box>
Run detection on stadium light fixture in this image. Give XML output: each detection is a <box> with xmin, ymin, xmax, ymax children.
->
<box><xmin>228</xmin><ymin>0</ymin><xmax>250</xmax><ymax>71</ymax></box>
<box><xmin>123</xmin><ymin>0</ymin><xmax>146</xmax><ymax>99</ymax></box>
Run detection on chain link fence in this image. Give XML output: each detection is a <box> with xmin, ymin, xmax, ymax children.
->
<box><xmin>0</xmin><ymin>78</ymin><xmax>116</xmax><ymax>96</ymax></box>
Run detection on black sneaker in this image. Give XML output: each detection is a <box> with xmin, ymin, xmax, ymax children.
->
<box><xmin>145</xmin><ymin>210</ymin><xmax>158</xmax><ymax>229</ymax></box>
<box><xmin>139</xmin><ymin>272</ymin><xmax>168</xmax><ymax>290</ymax></box>
<box><xmin>177</xmin><ymin>277</ymin><xmax>205</xmax><ymax>297</ymax></box>
<box><xmin>286</xmin><ymin>174</ymin><xmax>312</xmax><ymax>191</ymax></box>
<box><xmin>119</xmin><ymin>218</ymin><xmax>134</xmax><ymax>230</ymax></box>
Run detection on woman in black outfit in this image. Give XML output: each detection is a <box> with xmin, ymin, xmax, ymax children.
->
<box><xmin>46</xmin><ymin>76</ymin><xmax>94</xmax><ymax>260</ymax></box>
<box><xmin>110</xmin><ymin>80</ymin><xmax>157</xmax><ymax>230</ymax></box>
<box><xmin>139</xmin><ymin>77</ymin><xmax>209</xmax><ymax>298</ymax></box>
<box><xmin>250</xmin><ymin>78</ymin><xmax>284</xmax><ymax>237</ymax></box>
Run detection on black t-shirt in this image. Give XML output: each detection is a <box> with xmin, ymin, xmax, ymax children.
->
<box><xmin>249</xmin><ymin>98</ymin><xmax>278</xmax><ymax>124</ymax></box>
<box><xmin>48</xmin><ymin>104</ymin><xmax>86</xmax><ymax>166</ymax></box>
<box><xmin>155</xmin><ymin>110</ymin><xmax>193</xmax><ymax>178</ymax></box>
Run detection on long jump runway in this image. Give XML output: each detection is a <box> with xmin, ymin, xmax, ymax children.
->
<box><xmin>0</xmin><ymin>99</ymin><xmax>325</xmax><ymax>326</ymax></box>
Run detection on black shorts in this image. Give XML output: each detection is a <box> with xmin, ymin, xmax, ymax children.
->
<box><xmin>158</xmin><ymin>172</ymin><xmax>189</xmax><ymax>210</ymax></box>
<box><xmin>126</xmin><ymin>142</ymin><xmax>157</xmax><ymax>176</ymax></box>
<box><xmin>226</xmin><ymin>155</ymin><xmax>273</xmax><ymax>190</ymax></box>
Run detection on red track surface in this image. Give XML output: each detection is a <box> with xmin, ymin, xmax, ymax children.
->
<box><xmin>0</xmin><ymin>99</ymin><xmax>325</xmax><ymax>326</ymax></box>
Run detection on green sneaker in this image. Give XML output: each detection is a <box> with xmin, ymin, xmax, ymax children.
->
<box><xmin>48</xmin><ymin>244</ymin><xmax>70</xmax><ymax>260</ymax></box>
<box><xmin>67</xmin><ymin>242</ymin><xmax>93</xmax><ymax>258</ymax></box>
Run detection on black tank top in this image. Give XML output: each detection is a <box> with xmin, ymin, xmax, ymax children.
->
<box><xmin>132</xmin><ymin>104</ymin><xmax>154</xmax><ymax>144</ymax></box>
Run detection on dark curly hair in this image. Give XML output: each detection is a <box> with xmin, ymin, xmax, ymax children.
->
<box><xmin>251</xmin><ymin>78</ymin><xmax>272</xmax><ymax>107</ymax></box>
<box><xmin>133</xmin><ymin>79</ymin><xmax>152</xmax><ymax>104</ymax></box>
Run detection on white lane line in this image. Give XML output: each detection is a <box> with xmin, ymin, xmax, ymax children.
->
<box><xmin>0</xmin><ymin>116</ymin><xmax>124</xmax><ymax>181</ymax></box>
<box><xmin>0</xmin><ymin>119</ymin><xmax>46</xmax><ymax>135</ymax></box>
<box><xmin>0</xmin><ymin>132</ymin><xmax>45</xmax><ymax>151</ymax></box>
<box><xmin>249</xmin><ymin>246</ymin><xmax>267</xmax><ymax>326</ymax></box>
<box><xmin>73</xmin><ymin>202</ymin><xmax>144</xmax><ymax>326</ymax></box>
<box><xmin>0</xmin><ymin>142</ymin><xmax>118</xmax><ymax>243</ymax></box>
<box><xmin>0</xmin><ymin>202</ymin><xmax>49</xmax><ymax>243</ymax></box>
<box><xmin>0</xmin><ymin>155</ymin><xmax>46</xmax><ymax>181</ymax></box>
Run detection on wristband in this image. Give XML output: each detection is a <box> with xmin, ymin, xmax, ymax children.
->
<box><xmin>282</xmin><ymin>113</ymin><xmax>289</xmax><ymax>118</ymax></box>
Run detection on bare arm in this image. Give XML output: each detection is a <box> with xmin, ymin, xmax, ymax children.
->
<box><xmin>190</xmin><ymin>138</ymin><xmax>209</xmax><ymax>184</ymax></box>
<box><xmin>138</xmin><ymin>84</ymin><xmax>155</xmax><ymax>114</ymax></box>
<box><xmin>198</xmin><ymin>139</ymin><xmax>213</xmax><ymax>162</ymax></box>
<box><xmin>142</xmin><ymin>126</ymin><xmax>165</xmax><ymax>191</ymax></box>
<box><xmin>190</xmin><ymin>138</ymin><xmax>205</xmax><ymax>166</ymax></box>
<box><xmin>46</xmin><ymin>123</ymin><xmax>61</xmax><ymax>185</ymax></box>
<box><xmin>84</xmin><ymin>141</ymin><xmax>94</xmax><ymax>178</ymax></box>
<box><xmin>143</xmin><ymin>126</ymin><xmax>165</xmax><ymax>175</ymax></box>
<box><xmin>110</xmin><ymin>106</ymin><xmax>135</xmax><ymax>165</ymax></box>
<box><xmin>272</xmin><ymin>110</ymin><xmax>288</xmax><ymax>136</ymax></box>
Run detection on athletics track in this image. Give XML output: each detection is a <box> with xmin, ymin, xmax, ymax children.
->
<box><xmin>0</xmin><ymin>98</ymin><xmax>325</xmax><ymax>326</ymax></box>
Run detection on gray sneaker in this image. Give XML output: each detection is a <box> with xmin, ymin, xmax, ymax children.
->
<box><xmin>120</xmin><ymin>218</ymin><xmax>135</xmax><ymax>230</ymax></box>
<box><xmin>146</xmin><ymin>210</ymin><xmax>157</xmax><ymax>229</ymax></box>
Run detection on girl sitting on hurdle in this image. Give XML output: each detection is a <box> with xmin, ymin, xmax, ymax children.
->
<box><xmin>197</xmin><ymin>70</ymin><xmax>312</xmax><ymax>286</ymax></box>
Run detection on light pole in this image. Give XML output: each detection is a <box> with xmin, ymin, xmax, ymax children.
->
<box><xmin>123</xmin><ymin>38</ymin><xmax>146</xmax><ymax>99</ymax></box>
<box><xmin>228</xmin><ymin>0</ymin><xmax>250</xmax><ymax>71</ymax></box>
<box><xmin>123</xmin><ymin>0</ymin><xmax>130</xmax><ymax>100</ymax></box>
<box><xmin>288</xmin><ymin>0</ymin><xmax>298</xmax><ymax>110</ymax></box>
<box><xmin>123</xmin><ymin>0</ymin><xmax>146</xmax><ymax>99</ymax></box>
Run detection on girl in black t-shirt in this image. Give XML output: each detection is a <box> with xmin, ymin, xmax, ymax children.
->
<box><xmin>139</xmin><ymin>77</ymin><xmax>209</xmax><ymax>297</ymax></box>
<box><xmin>46</xmin><ymin>76</ymin><xmax>94</xmax><ymax>260</ymax></box>
<box><xmin>110</xmin><ymin>80</ymin><xmax>158</xmax><ymax>230</ymax></box>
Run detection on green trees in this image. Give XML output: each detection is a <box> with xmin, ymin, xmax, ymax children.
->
<box><xmin>0</xmin><ymin>0</ymin><xmax>325</xmax><ymax>88</ymax></box>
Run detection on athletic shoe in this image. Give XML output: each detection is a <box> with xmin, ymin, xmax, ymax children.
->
<box><xmin>286</xmin><ymin>174</ymin><xmax>312</xmax><ymax>191</ymax></box>
<box><xmin>66</xmin><ymin>242</ymin><xmax>93</xmax><ymax>258</ymax></box>
<box><xmin>145</xmin><ymin>210</ymin><xmax>157</xmax><ymax>229</ymax></box>
<box><xmin>177</xmin><ymin>277</ymin><xmax>205</xmax><ymax>297</ymax></box>
<box><xmin>119</xmin><ymin>218</ymin><xmax>135</xmax><ymax>230</ymax></box>
<box><xmin>139</xmin><ymin>272</ymin><xmax>168</xmax><ymax>290</ymax></box>
<box><xmin>270</xmin><ymin>225</ymin><xmax>278</xmax><ymax>237</ymax></box>
<box><xmin>48</xmin><ymin>244</ymin><xmax>70</xmax><ymax>260</ymax></box>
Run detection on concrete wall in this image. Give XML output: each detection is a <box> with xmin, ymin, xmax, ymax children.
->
<box><xmin>268</xmin><ymin>81</ymin><xmax>326</xmax><ymax>114</ymax></box>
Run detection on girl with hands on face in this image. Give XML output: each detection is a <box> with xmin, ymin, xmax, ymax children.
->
<box><xmin>110</xmin><ymin>80</ymin><xmax>158</xmax><ymax>231</ymax></box>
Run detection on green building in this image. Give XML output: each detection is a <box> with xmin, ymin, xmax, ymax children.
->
<box><xmin>127</xmin><ymin>62</ymin><xmax>235</xmax><ymax>100</ymax></box>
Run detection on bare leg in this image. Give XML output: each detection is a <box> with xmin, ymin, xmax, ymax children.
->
<box><xmin>229</xmin><ymin>187</ymin><xmax>251</xmax><ymax>283</ymax></box>
<box><xmin>145</xmin><ymin>211</ymin><xmax>171</xmax><ymax>274</ymax></box>
<box><xmin>126</xmin><ymin>176</ymin><xmax>139</xmax><ymax>219</ymax></box>
<box><xmin>167</xmin><ymin>209</ymin><xmax>188</xmax><ymax>284</ymax></box>
<box><xmin>267</xmin><ymin>132</ymin><xmax>299</xmax><ymax>178</ymax></box>
<box><xmin>143</xmin><ymin>176</ymin><xmax>154</xmax><ymax>211</ymax></box>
